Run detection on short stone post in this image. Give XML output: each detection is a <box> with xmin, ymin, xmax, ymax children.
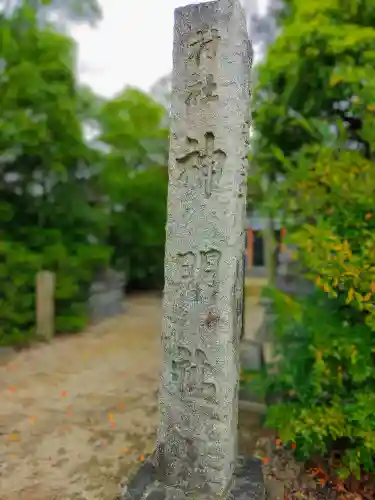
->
<box><xmin>36</xmin><ymin>270</ymin><xmax>55</xmax><ymax>341</ymax></box>
<box><xmin>120</xmin><ymin>1</ymin><xmax>264</xmax><ymax>499</ymax></box>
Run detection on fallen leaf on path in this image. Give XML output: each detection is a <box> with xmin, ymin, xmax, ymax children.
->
<box><xmin>8</xmin><ymin>386</ymin><xmax>15</xmax><ymax>393</ymax></box>
<box><xmin>8</xmin><ymin>433</ymin><xmax>19</xmax><ymax>442</ymax></box>
<box><xmin>60</xmin><ymin>390</ymin><xmax>67</xmax><ymax>397</ymax></box>
<box><xmin>94</xmin><ymin>440</ymin><xmax>106</xmax><ymax>447</ymax></box>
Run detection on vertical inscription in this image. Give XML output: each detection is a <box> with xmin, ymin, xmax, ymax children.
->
<box><xmin>239</xmin><ymin>119</ymin><xmax>250</xmax><ymax>198</ymax></box>
<box><xmin>176</xmin><ymin>133</ymin><xmax>226</xmax><ymax>197</ymax></box>
<box><xmin>162</xmin><ymin>423</ymin><xmax>202</xmax><ymax>488</ymax></box>
<box><xmin>206</xmin><ymin>426</ymin><xmax>226</xmax><ymax>471</ymax></box>
<box><xmin>185</xmin><ymin>74</ymin><xmax>218</xmax><ymax>106</ymax></box>
<box><xmin>161</xmin><ymin>418</ymin><xmax>225</xmax><ymax>490</ymax></box>
<box><xmin>233</xmin><ymin>256</ymin><xmax>244</xmax><ymax>340</ymax></box>
<box><xmin>187</xmin><ymin>27</ymin><xmax>221</xmax><ymax>67</ymax></box>
<box><xmin>171</xmin><ymin>346</ymin><xmax>217</xmax><ymax>404</ymax></box>
<box><xmin>238</xmin><ymin>170</ymin><xmax>247</xmax><ymax>198</ymax></box>
<box><xmin>236</xmin><ymin>158</ymin><xmax>248</xmax><ymax>199</ymax></box>
<box><xmin>185</xmin><ymin>27</ymin><xmax>221</xmax><ymax>111</ymax></box>
<box><xmin>175</xmin><ymin>248</ymin><xmax>221</xmax><ymax>302</ymax></box>
<box><xmin>177</xmin><ymin>251</ymin><xmax>196</xmax><ymax>282</ymax></box>
<box><xmin>198</xmin><ymin>248</ymin><xmax>221</xmax><ymax>305</ymax></box>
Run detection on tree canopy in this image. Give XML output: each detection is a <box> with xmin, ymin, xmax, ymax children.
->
<box><xmin>0</xmin><ymin>0</ymin><xmax>102</xmax><ymax>29</ymax></box>
<box><xmin>0</xmin><ymin>1</ymin><xmax>169</xmax><ymax>344</ymax></box>
<box><xmin>252</xmin><ymin>0</ymin><xmax>375</xmax><ymax>481</ymax></box>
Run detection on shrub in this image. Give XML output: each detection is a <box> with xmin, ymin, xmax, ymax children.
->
<box><xmin>250</xmin><ymin>0</ymin><xmax>375</xmax><ymax>478</ymax></box>
<box><xmin>0</xmin><ymin>239</ymin><xmax>110</xmax><ymax>345</ymax></box>
<box><xmin>256</xmin><ymin>146</ymin><xmax>375</xmax><ymax>477</ymax></box>
<box><xmin>260</xmin><ymin>286</ymin><xmax>375</xmax><ymax>477</ymax></box>
<box><xmin>0</xmin><ymin>242</ymin><xmax>41</xmax><ymax>346</ymax></box>
<box><xmin>102</xmin><ymin>165</ymin><xmax>168</xmax><ymax>290</ymax></box>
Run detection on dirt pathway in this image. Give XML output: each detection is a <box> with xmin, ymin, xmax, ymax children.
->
<box><xmin>0</xmin><ymin>294</ymin><xmax>162</xmax><ymax>500</ymax></box>
<box><xmin>0</xmin><ymin>293</ymin><xmax>270</xmax><ymax>500</ymax></box>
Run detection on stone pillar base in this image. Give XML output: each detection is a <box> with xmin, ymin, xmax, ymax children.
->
<box><xmin>120</xmin><ymin>454</ymin><xmax>265</xmax><ymax>500</ymax></box>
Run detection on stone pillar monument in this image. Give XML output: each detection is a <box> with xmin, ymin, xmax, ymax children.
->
<box><xmin>120</xmin><ymin>1</ymin><xmax>264</xmax><ymax>499</ymax></box>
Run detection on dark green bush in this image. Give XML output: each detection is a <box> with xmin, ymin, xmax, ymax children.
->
<box><xmin>0</xmin><ymin>242</ymin><xmax>41</xmax><ymax>346</ymax></box>
<box><xmin>0</xmin><ymin>239</ymin><xmax>111</xmax><ymax>345</ymax></box>
<box><xmin>104</xmin><ymin>166</ymin><xmax>168</xmax><ymax>291</ymax></box>
<box><xmin>250</xmin><ymin>0</ymin><xmax>375</xmax><ymax>478</ymax></box>
<box><xmin>0</xmin><ymin>4</ymin><xmax>168</xmax><ymax>345</ymax></box>
<box><xmin>258</xmin><ymin>285</ymin><xmax>375</xmax><ymax>478</ymax></box>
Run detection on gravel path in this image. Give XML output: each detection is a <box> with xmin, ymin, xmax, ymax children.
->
<box><xmin>0</xmin><ymin>292</ymin><xmax>269</xmax><ymax>500</ymax></box>
<box><xmin>0</xmin><ymin>294</ymin><xmax>161</xmax><ymax>500</ymax></box>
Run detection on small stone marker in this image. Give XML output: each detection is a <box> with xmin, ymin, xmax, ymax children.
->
<box><xmin>36</xmin><ymin>270</ymin><xmax>55</xmax><ymax>341</ymax></box>
<box><xmin>88</xmin><ymin>268</ymin><xmax>126</xmax><ymax>323</ymax></box>
<box><xmin>121</xmin><ymin>1</ymin><xmax>264</xmax><ymax>499</ymax></box>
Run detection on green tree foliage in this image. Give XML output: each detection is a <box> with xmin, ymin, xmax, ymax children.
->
<box><xmin>98</xmin><ymin>88</ymin><xmax>169</xmax><ymax>170</ymax></box>
<box><xmin>0</xmin><ymin>2</ymin><xmax>168</xmax><ymax>345</ymax></box>
<box><xmin>0</xmin><ymin>0</ymin><xmax>102</xmax><ymax>29</ymax></box>
<box><xmin>97</xmin><ymin>88</ymin><xmax>169</xmax><ymax>289</ymax></box>
<box><xmin>101</xmin><ymin>166</ymin><xmax>168</xmax><ymax>290</ymax></box>
<box><xmin>0</xmin><ymin>3</ymin><xmax>110</xmax><ymax>343</ymax></box>
<box><xmin>252</xmin><ymin>0</ymin><xmax>375</xmax><ymax>477</ymax></box>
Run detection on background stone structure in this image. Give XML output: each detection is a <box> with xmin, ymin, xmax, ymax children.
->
<box><xmin>256</xmin><ymin>245</ymin><xmax>314</xmax><ymax>366</ymax></box>
<box><xmin>88</xmin><ymin>268</ymin><xmax>126</xmax><ymax>323</ymax></box>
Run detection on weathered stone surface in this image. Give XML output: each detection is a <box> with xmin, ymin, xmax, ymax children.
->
<box><xmin>120</xmin><ymin>1</ymin><xmax>262</xmax><ymax>499</ymax></box>
<box><xmin>255</xmin><ymin>297</ymin><xmax>276</xmax><ymax>343</ymax></box>
<box><xmin>239</xmin><ymin>339</ymin><xmax>264</xmax><ymax>403</ymax></box>
<box><xmin>121</xmin><ymin>454</ymin><xmax>265</xmax><ymax>500</ymax></box>
<box><xmin>255</xmin><ymin>245</ymin><xmax>314</xmax><ymax>370</ymax></box>
<box><xmin>240</xmin><ymin>340</ymin><xmax>263</xmax><ymax>372</ymax></box>
<box><xmin>88</xmin><ymin>268</ymin><xmax>126</xmax><ymax>322</ymax></box>
<box><xmin>255</xmin><ymin>245</ymin><xmax>314</xmax><ymax>343</ymax></box>
<box><xmin>156</xmin><ymin>0</ymin><xmax>252</xmax><ymax>496</ymax></box>
<box><xmin>276</xmin><ymin>246</ymin><xmax>313</xmax><ymax>297</ymax></box>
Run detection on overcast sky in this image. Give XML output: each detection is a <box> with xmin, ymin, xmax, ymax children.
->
<box><xmin>70</xmin><ymin>0</ymin><xmax>267</xmax><ymax>98</ymax></box>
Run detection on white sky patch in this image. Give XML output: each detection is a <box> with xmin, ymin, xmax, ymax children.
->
<box><xmin>70</xmin><ymin>0</ymin><xmax>268</xmax><ymax>98</ymax></box>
